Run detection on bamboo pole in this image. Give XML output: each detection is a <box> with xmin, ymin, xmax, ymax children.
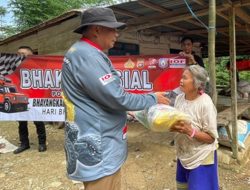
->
<box><xmin>208</xmin><ymin>0</ymin><xmax>217</xmax><ymax>105</ymax></box>
<box><xmin>229</xmin><ymin>6</ymin><xmax>238</xmax><ymax>159</ymax></box>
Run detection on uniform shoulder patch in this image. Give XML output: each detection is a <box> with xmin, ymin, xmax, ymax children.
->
<box><xmin>99</xmin><ymin>73</ymin><xmax>115</xmax><ymax>85</ymax></box>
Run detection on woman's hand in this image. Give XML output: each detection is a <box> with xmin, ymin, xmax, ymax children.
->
<box><xmin>171</xmin><ymin>121</ymin><xmax>215</xmax><ymax>143</ymax></box>
<box><xmin>170</xmin><ymin>121</ymin><xmax>193</xmax><ymax>136</ymax></box>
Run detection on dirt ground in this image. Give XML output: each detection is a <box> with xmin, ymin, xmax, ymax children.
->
<box><xmin>0</xmin><ymin>121</ymin><xmax>249</xmax><ymax>190</ymax></box>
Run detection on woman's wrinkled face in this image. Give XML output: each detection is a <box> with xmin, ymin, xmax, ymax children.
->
<box><xmin>180</xmin><ymin>69</ymin><xmax>196</xmax><ymax>94</ymax></box>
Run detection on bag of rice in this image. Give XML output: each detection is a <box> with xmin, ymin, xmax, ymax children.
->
<box><xmin>134</xmin><ymin>104</ymin><xmax>191</xmax><ymax>132</ymax></box>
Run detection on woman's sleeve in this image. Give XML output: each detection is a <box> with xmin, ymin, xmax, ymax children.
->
<box><xmin>201</xmin><ymin>98</ymin><xmax>218</xmax><ymax>139</ymax></box>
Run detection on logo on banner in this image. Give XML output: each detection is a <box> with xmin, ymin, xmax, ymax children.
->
<box><xmin>148</xmin><ymin>58</ymin><xmax>158</xmax><ymax>69</ymax></box>
<box><xmin>158</xmin><ymin>58</ymin><xmax>169</xmax><ymax>69</ymax></box>
<box><xmin>0</xmin><ymin>76</ymin><xmax>29</xmax><ymax>113</ymax></box>
<box><xmin>124</xmin><ymin>59</ymin><xmax>135</xmax><ymax>69</ymax></box>
<box><xmin>136</xmin><ymin>58</ymin><xmax>145</xmax><ymax>69</ymax></box>
<box><xmin>169</xmin><ymin>59</ymin><xmax>186</xmax><ymax>68</ymax></box>
<box><xmin>99</xmin><ymin>73</ymin><xmax>115</xmax><ymax>85</ymax></box>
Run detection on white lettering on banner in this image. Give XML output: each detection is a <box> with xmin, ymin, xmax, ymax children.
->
<box><xmin>20</xmin><ymin>69</ymin><xmax>61</xmax><ymax>89</ymax></box>
<box><xmin>116</xmin><ymin>70</ymin><xmax>152</xmax><ymax>90</ymax></box>
<box><xmin>33</xmin><ymin>70</ymin><xmax>43</xmax><ymax>88</ymax></box>
<box><xmin>21</xmin><ymin>70</ymin><xmax>32</xmax><ymax>88</ymax></box>
<box><xmin>130</xmin><ymin>71</ymin><xmax>141</xmax><ymax>89</ymax></box>
<box><xmin>123</xmin><ymin>71</ymin><xmax>129</xmax><ymax>89</ymax></box>
<box><xmin>142</xmin><ymin>71</ymin><xmax>152</xmax><ymax>89</ymax></box>
<box><xmin>44</xmin><ymin>70</ymin><xmax>54</xmax><ymax>88</ymax></box>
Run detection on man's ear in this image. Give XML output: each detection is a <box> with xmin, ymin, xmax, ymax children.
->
<box><xmin>95</xmin><ymin>26</ymin><xmax>103</xmax><ymax>34</ymax></box>
<box><xmin>92</xmin><ymin>26</ymin><xmax>101</xmax><ymax>37</ymax></box>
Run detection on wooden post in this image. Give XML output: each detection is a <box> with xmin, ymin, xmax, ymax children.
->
<box><xmin>208</xmin><ymin>0</ymin><xmax>217</xmax><ymax>105</ymax></box>
<box><xmin>229</xmin><ymin>6</ymin><xmax>238</xmax><ymax>159</ymax></box>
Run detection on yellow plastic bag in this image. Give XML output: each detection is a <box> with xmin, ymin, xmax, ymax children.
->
<box><xmin>135</xmin><ymin>104</ymin><xmax>191</xmax><ymax>132</ymax></box>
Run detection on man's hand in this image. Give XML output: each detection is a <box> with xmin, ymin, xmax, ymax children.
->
<box><xmin>179</xmin><ymin>51</ymin><xmax>196</xmax><ymax>65</ymax></box>
<box><xmin>154</xmin><ymin>92</ymin><xmax>170</xmax><ymax>105</ymax></box>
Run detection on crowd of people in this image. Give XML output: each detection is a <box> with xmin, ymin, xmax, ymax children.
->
<box><xmin>1</xmin><ymin>7</ymin><xmax>220</xmax><ymax>190</ymax></box>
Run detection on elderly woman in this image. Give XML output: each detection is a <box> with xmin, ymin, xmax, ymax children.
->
<box><xmin>171</xmin><ymin>65</ymin><xmax>219</xmax><ymax>190</ymax></box>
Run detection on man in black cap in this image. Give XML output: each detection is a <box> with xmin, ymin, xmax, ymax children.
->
<box><xmin>61</xmin><ymin>7</ymin><xmax>169</xmax><ymax>190</ymax></box>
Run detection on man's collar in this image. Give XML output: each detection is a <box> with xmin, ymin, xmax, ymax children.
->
<box><xmin>80</xmin><ymin>37</ymin><xmax>102</xmax><ymax>51</ymax></box>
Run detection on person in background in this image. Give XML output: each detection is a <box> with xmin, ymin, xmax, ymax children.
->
<box><xmin>179</xmin><ymin>36</ymin><xmax>205</xmax><ymax>68</ymax></box>
<box><xmin>61</xmin><ymin>7</ymin><xmax>169</xmax><ymax>190</ymax></box>
<box><xmin>171</xmin><ymin>65</ymin><xmax>219</xmax><ymax>190</ymax></box>
<box><xmin>14</xmin><ymin>46</ymin><xmax>47</xmax><ymax>154</ymax></box>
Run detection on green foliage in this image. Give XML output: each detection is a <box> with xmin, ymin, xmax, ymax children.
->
<box><xmin>9</xmin><ymin>0</ymin><xmax>115</xmax><ymax>32</ymax></box>
<box><xmin>0</xmin><ymin>6</ymin><xmax>7</xmax><ymax>16</ymax></box>
<box><xmin>239</xmin><ymin>71</ymin><xmax>250</xmax><ymax>83</ymax></box>
<box><xmin>215</xmin><ymin>57</ymin><xmax>230</xmax><ymax>86</ymax></box>
<box><xmin>0</xmin><ymin>25</ymin><xmax>18</xmax><ymax>39</ymax></box>
<box><xmin>0</xmin><ymin>6</ymin><xmax>14</xmax><ymax>40</ymax></box>
<box><xmin>205</xmin><ymin>55</ymin><xmax>250</xmax><ymax>86</ymax></box>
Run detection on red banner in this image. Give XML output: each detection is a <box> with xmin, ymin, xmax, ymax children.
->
<box><xmin>236</xmin><ymin>60</ymin><xmax>250</xmax><ymax>71</ymax></box>
<box><xmin>0</xmin><ymin>54</ymin><xmax>186</xmax><ymax>121</ymax></box>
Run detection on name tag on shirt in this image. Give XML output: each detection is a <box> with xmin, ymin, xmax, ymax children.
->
<box><xmin>99</xmin><ymin>73</ymin><xmax>115</xmax><ymax>85</ymax></box>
